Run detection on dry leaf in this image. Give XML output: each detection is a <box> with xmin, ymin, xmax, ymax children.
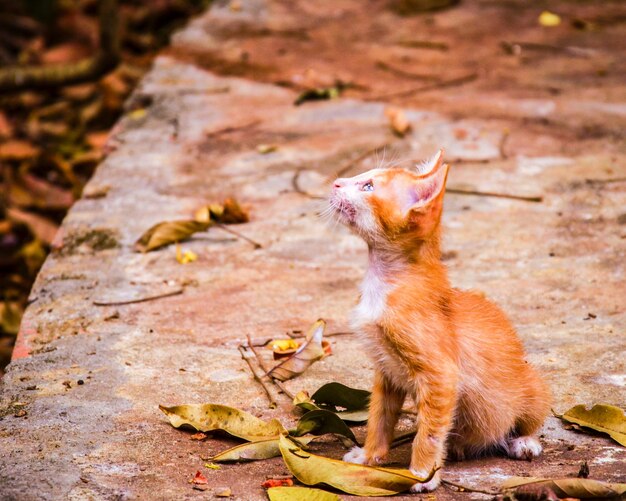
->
<box><xmin>385</xmin><ymin>107</ymin><xmax>411</xmax><ymax>137</ymax></box>
<box><xmin>204</xmin><ymin>462</ymin><xmax>220</xmax><ymax>470</ymax></box>
<box><xmin>278</xmin><ymin>434</ymin><xmax>434</xmax><ymax>496</ymax></box>
<box><xmin>190</xmin><ymin>432</ymin><xmax>207</xmax><ymax>441</ymax></box>
<box><xmin>502</xmin><ymin>477</ymin><xmax>626</xmax><ymax>499</ymax></box>
<box><xmin>0</xmin><ymin>140</ymin><xmax>40</xmax><ymax>161</ymax></box>
<box><xmin>262</xmin><ymin>478</ymin><xmax>294</xmax><ymax>488</ymax></box>
<box><xmin>291</xmin><ymin>409</ymin><xmax>358</xmax><ymax>444</ymax></box>
<box><xmin>539</xmin><ymin>11</ymin><xmax>561</xmax><ymax>27</ymax></box>
<box><xmin>159</xmin><ymin>403</ymin><xmax>285</xmax><ymax>441</ymax></box>
<box><xmin>268</xmin><ymin>320</ymin><xmax>328</xmax><ymax>381</ymax></box>
<box><xmin>212</xmin><ymin>436</ymin><xmax>314</xmax><ymax>463</ymax></box>
<box><xmin>257</xmin><ymin>144</ymin><xmax>278</xmax><ymax>154</ymax></box>
<box><xmin>558</xmin><ymin>404</ymin><xmax>626</xmax><ymax>447</ymax></box>
<box><xmin>293</xmin><ymin>390</ymin><xmax>369</xmax><ymax>423</ymax></box>
<box><xmin>191</xmin><ymin>470</ymin><xmax>208</xmax><ymax>485</ymax></box>
<box><xmin>134</xmin><ymin>220</ymin><xmax>210</xmax><ymax>252</ymax></box>
<box><xmin>194</xmin><ymin>198</ymin><xmax>249</xmax><ymax>224</ymax></box>
<box><xmin>267</xmin><ymin>486</ymin><xmax>341</xmax><ymax>501</ymax></box>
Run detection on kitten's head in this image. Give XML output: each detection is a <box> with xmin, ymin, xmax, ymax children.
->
<box><xmin>329</xmin><ymin>150</ymin><xmax>449</xmax><ymax>248</ymax></box>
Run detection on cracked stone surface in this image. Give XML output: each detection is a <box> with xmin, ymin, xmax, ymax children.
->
<box><xmin>1</xmin><ymin>1</ymin><xmax>625</xmax><ymax>500</ymax></box>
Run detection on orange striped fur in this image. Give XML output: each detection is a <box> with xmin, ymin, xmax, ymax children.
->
<box><xmin>331</xmin><ymin>150</ymin><xmax>551</xmax><ymax>492</ymax></box>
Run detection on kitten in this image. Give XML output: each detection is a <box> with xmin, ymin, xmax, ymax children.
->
<box><xmin>330</xmin><ymin>150</ymin><xmax>551</xmax><ymax>492</ymax></box>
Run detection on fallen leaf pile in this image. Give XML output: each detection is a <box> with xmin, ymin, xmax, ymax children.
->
<box><xmin>162</xmin><ymin>382</ymin><xmax>626</xmax><ymax>498</ymax></box>
<box><xmin>0</xmin><ymin>0</ymin><xmax>208</xmax><ymax>374</ymax></box>
<box><xmin>134</xmin><ymin>198</ymin><xmax>250</xmax><ymax>253</ymax></box>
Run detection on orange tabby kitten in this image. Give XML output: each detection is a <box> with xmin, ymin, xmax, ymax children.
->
<box><xmin>330</xmin><ymin>150</ymin><xmax>551</xmax><ymax>492</ymax></box>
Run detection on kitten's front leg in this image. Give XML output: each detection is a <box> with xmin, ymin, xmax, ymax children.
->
<box><xmin>410</xmin><ymin>371</ymin><xmax>458</xmax><ymax>492</ymax></box>
<box><xmin>343</xmin><ymin>370</ymin><xmax>406</xmax><ymax>465</ymax></box>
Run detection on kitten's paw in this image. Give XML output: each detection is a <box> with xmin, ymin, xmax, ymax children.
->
<box><xmin>343</xmin><ymin>446</ymin><xmax>367</xmax><ymax>464</ymax></box>
<box><xmin>507</xmin><ymin>436</ymin><xmax>542</xmax><ymax>460</ymax></box>
<box><xmin>410</xmin><ymin>469</ymin><xmax>440</xmax><ymax>493</ymax></box>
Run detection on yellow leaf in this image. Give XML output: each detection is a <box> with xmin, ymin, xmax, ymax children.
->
<box><xmin>134</xmin><ymin>220</ymin><xmax>210</xmax><ymax>253</ymax></box>
<box><xmin>257</xmin><ymin>144</ymin><xmax>278</xmax><ymax>154</ymax></box>
<box><xmin>204</xmin><ymin>462</ymin><xmax>221</xmax><ymax>470</ymax></box>
<box><xmin>212</xmin><ymin>436</ymin><xmax>314</xmax><ymax>463</ymax></box>
<box><xmin>539</xmin><ymin>11</ymin><xmax>561</xmax><ymax>27</ymax></box>
<box><xmin>270</xmin><ymin>339</ymin><xmax>300</xmax><ymax>353</ymax></box>
<box><xmin>159</xmin><ymin>403</ymin><xmax>285</xmax><ymax>441</ymax></box>
<box><xmin>278</xmin><ymin>434</ymin><xmax>434</xmax><ymax>496</ymax></box>
<box><xmin>502</xmin><ymin>477</ymin><xmax>626</xmax><ymax>498</ymax></box>
<box><xmin>176</xmin><ymin>243</ymin><xmax>197</xmax><ymax>264</ymax></box>
<box><xmin>558</xmin><ymin>403</ymin><xmax>626</xmax><ymax>447</ymax></box>
<box><xmin>267</xmin><ymin>486</ymin><xmax>341</xmax><ymax>501</ymax></box>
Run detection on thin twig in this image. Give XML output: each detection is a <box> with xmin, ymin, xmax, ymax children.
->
<box><xmin>442</xmin><ymin>479</ymin><xmax>499</xmax><ymax>496</ymax></box>
<box><xmin>375</xmin><ymin>60</ymin><xmax>440</xmax><ymax>81</ymax></box>
<box><xmin>333</xmin><ymin>143</ymin><xmax>392</xmax><ymax>179</ymax></box>
<box><xmin>390</xmin><ymin>430</ymin><xmax>416</xmax><ymax>449</ymax></box>
<box><xmin>292</xmin><ymin>169</ymin><xmax>325</xmax><ymax>200</ymax></box>
<box><xmin>93</xmin><ymin>288</ymin><xmax>183</xmax><ymax>306</ymax></box>
<box><xmin>447</xmin><ymin>187</ymin><xmax>543</xmax><ymax>203</ymax></box>
<box><xmin>204</xmin><ymin>119</ymin><xmax>261</xmax><ymax>138</ymax></box>
<box><xmin>366</xmin><ymin>73</ymin><xmax>478</xmax><ymax>101</ymax></box>
<box><xmin>238</xmin><ymin>345</ymin><xmax>277</xmax><ymax>409</ymax></box>
<box><xmin>214</xmin><ymin>223</ymin><xmax>262</xmax><ymax>249</ymax></box>
<box><xmin>246</xmin><ymin>335</ymin><xmax>295</xmax><ymax>400</ymax></box>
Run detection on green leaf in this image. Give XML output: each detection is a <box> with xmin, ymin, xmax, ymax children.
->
<box><xmin>278</xmin><ymin>434</ymin><xmax>434</xmax><ymax>496</ymax></box>
<box><xmin>212</xmin><ymin>436</ymin><xmax>314</xmax><ymax>462</ymax></box>
<box><xmin>267</xmin><ymin>486</ymin><xmax>342</xmax><ymax>501</ymax></box>
<box><xmin>134</xmin><ymin>220</ymin><xmax>210</xmax><ymax>252</ymax></box>
<box><xmin>502</xmin><ymin>477</ymin><xmax>626</xmax><ymax>499</ymax></box>
<box><xmin>311</xmin><ymin>382</ymin><xmax>371</xmax><ymax>411</ymax></box>
<box><xmin>558</xmin><ymin>403</ymin><xmax>626</xmax><ymax>447</ymax></box>
<box><xmin>291</xmin><ymin>409</ymin><xmax>358</xmax><ymax>444</ymax></box>
<box><xmin>268</xmin><ymin>319</ymin><xmax>327</xmax><ymax>382</ymax></box>
<box><xmin>294</xmin><ymin>390</ymin><xmax>369</xmax><ymax>423</ymax></box>
<box><xmin>158</xmin><ymin>403</ymin><xmax>285</xmax><ymax>441</ymax></box>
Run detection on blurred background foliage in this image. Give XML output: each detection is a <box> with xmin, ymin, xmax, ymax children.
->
<box><xmin>0</xmin><ymin>0</ymin><xmax>210</xmax><ymax>374</ymax></box>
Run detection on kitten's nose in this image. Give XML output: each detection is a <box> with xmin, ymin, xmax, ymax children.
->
<box><xmin>333</xmin><ymin>178</ymin><xmax>346</xmax><ymax>189</ymax></box>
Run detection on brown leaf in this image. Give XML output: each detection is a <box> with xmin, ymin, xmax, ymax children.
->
<box><xmin>267</xmin><ymin>320</ymin><xmax>328</xmax><ymax>382</ymax></box>
<box><xmin>0</xmin><ymin>140</ymin><xmax>40</xmax><ymax>161</ymax></box>
<box><xmin>502</xmin><ymin>477</ymin><xmax>626</xmax><ymax>499</ymax></box>
<box><xmin>134</xmin><ymin>220</ymin><xmax>210</xmax><ymax>253</ymax></box>
<box><xmin>195</xmin><ymin>198</ymin><xmax>250</xmax><ymax>225</ymax></box>
<box><xmin>385</xmin><ymin>107</ymin><xmax>411</xmax><ymax>137</ymax></box>
<box><xmin>7</xmin><ymin>208</ymin><xmax>58</xmax><ymax>245</ymax></box>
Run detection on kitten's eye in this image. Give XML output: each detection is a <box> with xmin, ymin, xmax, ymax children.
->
<box><xmin>361</xmin><ymin>181</ymin><xmax>374</xmax><ymax>192</ymax></box>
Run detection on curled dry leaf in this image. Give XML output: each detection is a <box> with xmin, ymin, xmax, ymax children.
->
<box><xmin>294</xmin><ymin>392</ymin><xmax>369</xmax><ymax>423</ymax></box>
<box><xmin>212</xmin><ymin>436</ymin><xmax>314</xmax><ymax>463</ymax></box>
<box><xmin>194</xmin><ymin>198</ymin><xmax>250</xmax><ymax>225</ymax></box>
<box><xmin>385</xmin><ymin>107</ymin><xmax>411</xmax><ymax>137</ymax></box>
<box><xmin>278</xmin><ymin>434</ymin><xmax>434</xmax><ymax>497</ymax></box>
<box><xmin>267</xmin><ymin>486</ymin><xmax>341</xmax><ymax>501</ymax></box>
<box><xmin>502</xmin><ymin>477</ymin><xmax>626</xmax><ymax>499</ymax></box>
<box><xmin>270</xmin><ymin>339</ymin><xmax>300</xmax><ymax>358</ymax></box>
<box><xmin>291</xmin><ymin>409</ymin><xmax>358</xmax><ymax>444</ymax></box>
<box><xmin>311</xmin><ymin>382</ymin><xmax>371</xmax><ymax>412</ymax></box>
<box><xmin>134</xmin><ymin>220</ymin><xmax>210</xmax><ymax>253</ymax></box>
<box><xmin>558</xmin><ymin>404</ymin><xmax>626</xmax><ymax>447</ymax></box>
<box><xmin>191</xmin><ymin>470</ymin><xmax>209</xmax><ymax>485</ymax></box>
<box><xmin>159</xmin><ymin>403</ymin><xmax>285</xmax><ymax>441</ymax></box>
<box><xmin>268</xmin><ymin>320</ymin><xmax>329</xmax><ymax>382</ymax></box>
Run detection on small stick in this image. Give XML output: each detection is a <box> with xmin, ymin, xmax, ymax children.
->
<box><xmin>292</xmin><ymin>169</ymin><xmax>325</xmax><ymax>200</ymax></box>
<box><xmin>238</xmin><ymin>345</ymin><xmax>277</xmax><ymax>409</ymax></box>
<box><xmin>441</xmin><ymin>479</ymin><xmax>499</xmax><ymax>496</ymax></box>
<box><xmin>246</xmin><ymin>335</ymin><xmax>295</xmax><ymax>400</ymax></box>
<box><xmin>204</xmin><ymin>119</ymin><xmax>262</xmax><ymax>138</ymax></box>
<box><xmin>93</xmin><ymin>288</ymin><xmax>183</xmax><ymax>306</ymax></box>
<box><xmin>447</xmin><ymin>187</ymin><xmax>543</xmax><ymax>203</ymax></box>
<box><xmin>214</xmin><ymin>223</ymin><xmax>262</xmax><ymax>249</ymax></box>
<box><xmin>333</xmin><ymin>143</ymin><xmax>392</xmax><ymax>180</ymax></box>
<box><xmin>375</xmin><ymin>60</ymin><xmax>440</xmax><ymax>81</ymax></box>
<box><xmin>390</xmin><ymin>430</ymin><xmax>416</xmax><ymax>449</ymax></box>
<box><xmin>366</xmin><ymin>73</ymin><xmax>478</xmax><ymax>101</ymax></box>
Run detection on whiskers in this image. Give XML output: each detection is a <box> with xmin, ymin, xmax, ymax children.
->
<box><xmin>317</xmin><ymin>198</ymin><xmax>342</xmax><ymax>230</ymax></box>
<box><xmin>375</xmin><ymin>146</ymin><xmax>405</xmax><ymax>171</ymax></box>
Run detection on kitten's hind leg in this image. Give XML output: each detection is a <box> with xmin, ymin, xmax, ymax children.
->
<box><xmin>343</xmin><ymin>370</ymin><xmax>405</xmax><ymax>465</ymax></box>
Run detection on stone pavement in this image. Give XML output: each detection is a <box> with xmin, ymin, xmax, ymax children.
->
<box><xmin>1</xmin><ymin>1</ymin><xmax>625</xmax><ymax>499</ymax></box>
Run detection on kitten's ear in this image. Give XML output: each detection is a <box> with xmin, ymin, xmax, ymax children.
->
<box><xmin>414</xmin><ymin>148</ymin><xmax>444</xmax><ymax>177</ymax></box>
<box><xmin>409</xmin><ymin>162</ymin><xmax>449</xmax><ymax>211</ymax></box>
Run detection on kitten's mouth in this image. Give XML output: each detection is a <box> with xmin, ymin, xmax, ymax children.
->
<box><xmin>330</xmin><ymin>197</ymin><xmax>357</xmax><ymax>224</ymax></box>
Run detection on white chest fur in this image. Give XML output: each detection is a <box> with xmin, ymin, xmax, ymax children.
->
<box><xmin>352</xmin><ymin>267</ymin><xmax>392</xmax><ymax>327</ymax></box>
